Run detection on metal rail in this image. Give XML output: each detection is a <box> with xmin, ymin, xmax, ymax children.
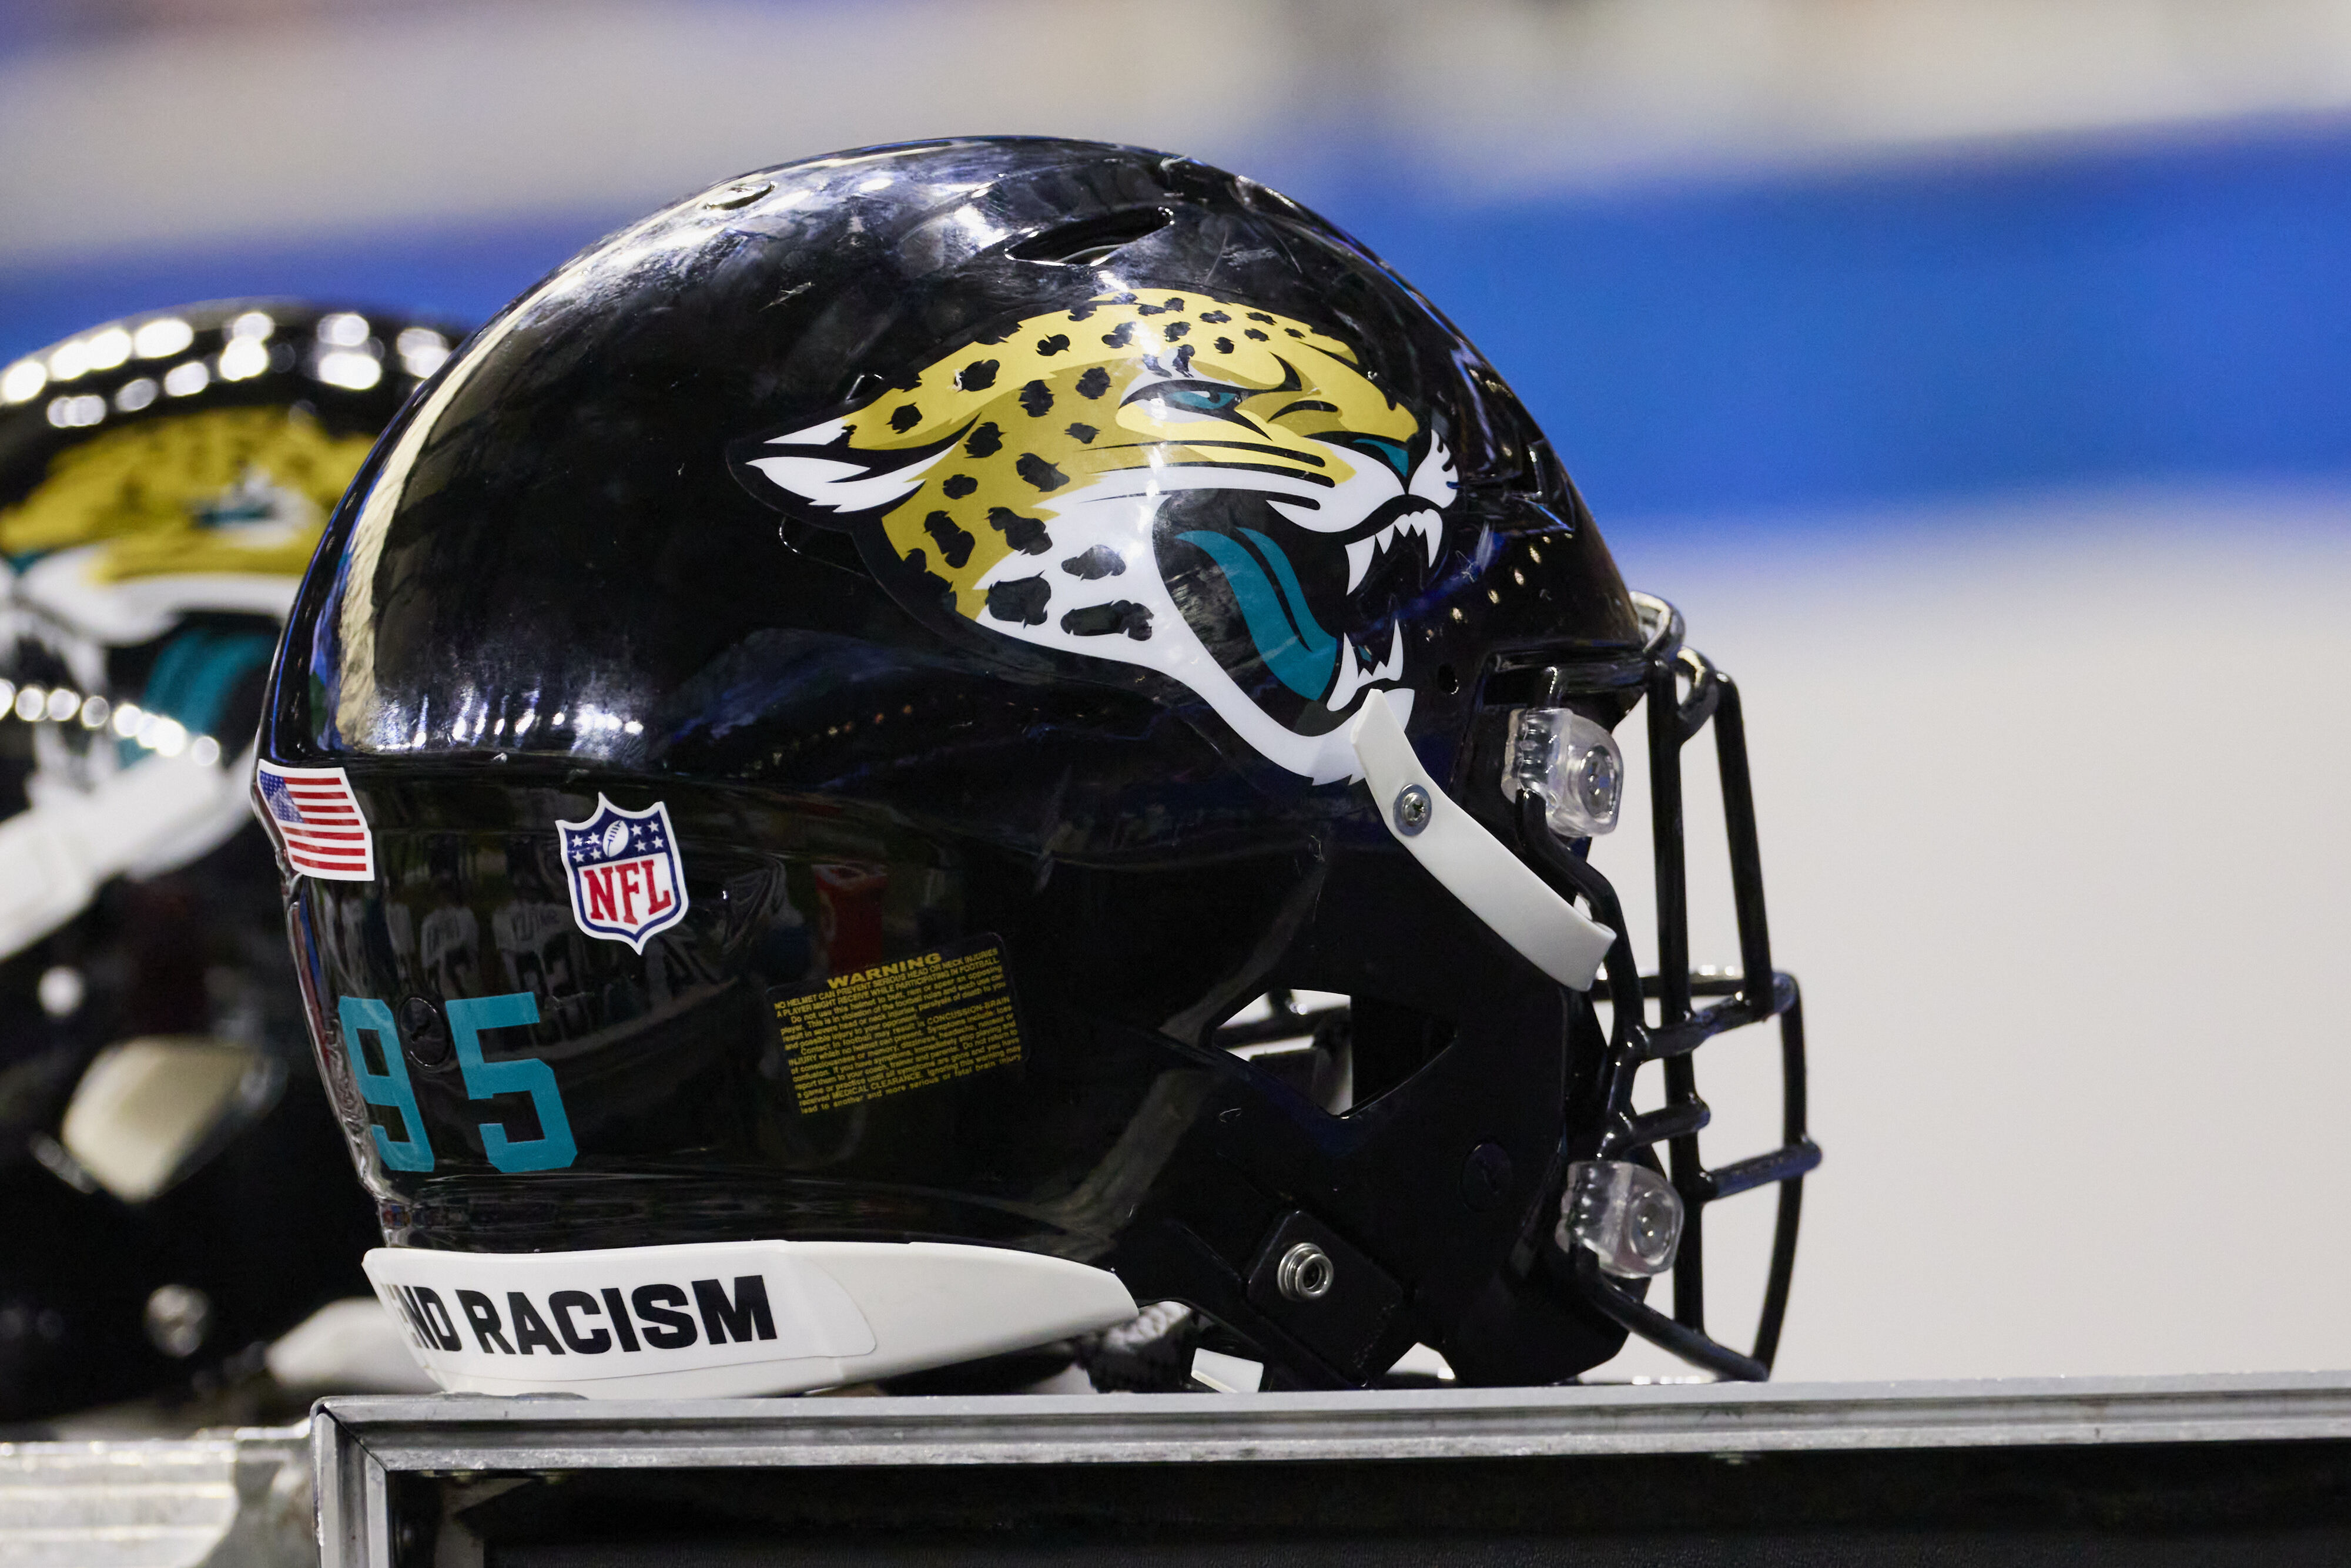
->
<box><xmin>317</xmin><ymin>1373</ymin><xmax>2351</xmax><ymax>1564</ymax></box>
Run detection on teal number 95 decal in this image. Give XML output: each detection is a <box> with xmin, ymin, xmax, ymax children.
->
<box><xmin>335</xmin><ymin>991</ymin><xmax>577</xmax><ymax>1173</ymax></box>
<box><xmin>447</xmin><ymin>991</ymin><xmax>578</xmax><ymax>1172</ymax></box>
<box><xmin>337</xmin><ymin>996</ymin><xmax>434</xmax><ymax>1172</ymax></box>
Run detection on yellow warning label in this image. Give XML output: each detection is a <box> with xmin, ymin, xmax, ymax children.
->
<box><xmin>769</xmin><ymin>936</ymin><xmax>1024</xmax><ymax>1114</ymax></box>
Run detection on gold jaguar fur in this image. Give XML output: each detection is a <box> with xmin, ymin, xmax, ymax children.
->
<box><xmin>804</xmin><ymin>292</ymin><xmax>1422</xmax><ymax>619</ymax></box>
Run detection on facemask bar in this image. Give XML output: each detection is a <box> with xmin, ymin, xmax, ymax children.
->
<box><xmin>1507</xmin><ymin>594</ymin><xmax>1820</xmax><ymax>1381</ymax></box>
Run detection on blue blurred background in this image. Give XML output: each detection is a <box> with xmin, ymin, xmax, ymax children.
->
<box><xmin>12</xmin><ymin>2</ymin><xmax>2351</xmax><ymax>528</ymax></box>
<box><xmin>9</xmin><ymin>0</ymin><xmax>2350</xmax><ymax>1383</ymax></box>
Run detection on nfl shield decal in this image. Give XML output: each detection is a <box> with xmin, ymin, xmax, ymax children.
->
<box><xmin>557</xmin><ymin>796</ymin><xmax>689</xmax><ymax>951</ymax></box>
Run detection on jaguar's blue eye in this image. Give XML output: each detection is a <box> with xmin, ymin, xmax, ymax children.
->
<box><xmin>1123</xmin><ymin>378</ymin><xmax>1255</xmax><ymax>425</ymax></box>
<box><xmin>1160</xmin><ymin>387</ymin><xmax>1242</xmax><ymax>416</ymax></box>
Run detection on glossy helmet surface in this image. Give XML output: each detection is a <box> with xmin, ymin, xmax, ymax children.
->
<box><xmin>262</xmin><ymin>140</ymin><xmax>1816</xmax><ymax>1395</ymax></box>
<box><xmin>0</xmin><ymin>301</ymin><xmax>456</xmax><ymax>1419</ymax></box>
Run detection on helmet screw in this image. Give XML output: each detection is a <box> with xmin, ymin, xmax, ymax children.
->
<box><xmin>1459</xmin><ymin>1141</ymin><xmax>1514</xmax><ymax>1212</ymax></box>
<box><xmin>400</xmin><ymin>995</ymin><xmax>451</xmax><ymax>1068</ymax></box>
<box><xmin>1276</xmin><ymin>1241</ymin><xmax>1335</xmax><ymax>1303</ymax></box>
<box><xmin>1394</xmin><ymin>784</ymin><xmax>1433</xmax><ymax>836</ymax></box>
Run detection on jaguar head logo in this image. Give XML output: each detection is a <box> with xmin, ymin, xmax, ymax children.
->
<box><xmin>0</xmin><ymin>406</ymin><xmax>375</xmax><ymax>584</ymax></box>
<box><xmin>733</xmin><ymin>292</ymin><xmax>1456</xmax><ymax>782</ymax></box>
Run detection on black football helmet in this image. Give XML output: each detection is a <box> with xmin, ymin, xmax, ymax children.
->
<box><xmin>0</xmin><ymin>300</ymin><xmax>457</xmax><ymax>1419</ymax></box>
<box><xmin>260</xmin><ymin>140</ymin><xmax>1817</xmax><ymax>1394</ymax></box>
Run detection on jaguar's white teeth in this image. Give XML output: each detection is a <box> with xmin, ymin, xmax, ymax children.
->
<box><xmin>1327</xmin><ymin>633</ymin><xmax>1365</xmax><ymax>712</ymax></box>
<box><xmin>1381</xmin><ymin>512</ymin><xmax>1435</xmax><ymax>569</ymax></box>
<box><xmin>1325</xmin><ymin>624</ymin><xmax>1408</xmax><ymax>712</ymax></box>
<box><xmin>1344</xmin><ymin>516</ymin><xmax>1442</xmax><ymax>596</ymax></box>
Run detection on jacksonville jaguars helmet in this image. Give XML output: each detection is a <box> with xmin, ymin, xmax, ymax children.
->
<box><xmin>0</xmin><ymin>300</ymin><xmax>456</xmax><ymax>1419</ymax></box>
<box><xmin>262</xmin><ymin>139</ymin><xmax>1818</xmax><ymax>1395</ymax></box>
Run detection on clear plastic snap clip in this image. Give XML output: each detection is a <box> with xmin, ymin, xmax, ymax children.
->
<box><xmin>1559</xmin><ymin>1158</ymin><xmax>1683</xmax><ymax>1278</ymax></box>
<box><xmin>1502</xmin><ymin>708</ymin><xmax>1624</xmax><ymax>839</ymax></box>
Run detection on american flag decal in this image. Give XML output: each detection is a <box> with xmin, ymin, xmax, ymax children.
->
<box><xmin>254</xmin><ymin>762</ymin><xmax>376</xmax><ymax>881</ymax></box>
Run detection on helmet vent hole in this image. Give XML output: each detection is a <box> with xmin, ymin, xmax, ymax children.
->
<box><xmin>1215</xmin><ymin>988</ymin><xmax>1349</xmax><ymax>1111</ymax></box>
<box><xmin>1009</xmin><ymin>209</ymin><xmax>1173</xmax><ymax>267</ymax></box>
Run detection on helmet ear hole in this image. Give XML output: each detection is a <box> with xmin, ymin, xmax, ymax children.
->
<box><xmin>1214</xmin><ymin>989</ymin><xmax>1458</xmax><ymax>1117</ymax></box>
<box><xmin>1007</xmin><ymin>208</ymin><xmax>1173</xmax><ymax>267</ymax></box>
<box><xmin>1213</xmin><ymin>988</ymin><xmax>1354</xmax><ymax>1113</ymax></box>
<box><xmin>1341</xmin><ymin>996</ymin><xmax>1456</xmax><ymax>1110</ymax></box>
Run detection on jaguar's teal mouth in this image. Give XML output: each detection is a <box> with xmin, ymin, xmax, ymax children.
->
<box><xmin>1177</xmin><ymin>527</ymin><xmax>1337</xmax><ymax>700</ymax></box>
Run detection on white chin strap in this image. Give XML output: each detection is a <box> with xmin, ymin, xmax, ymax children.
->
<box><xmin>1348</xmin><ymin>690</ymin><xmax>1616</xmax><ymax>991</ymax></box>
<box><xmin>0</xmin><ymin>751</ymin><xmax>252</xmax><ymax>962</ymax></box>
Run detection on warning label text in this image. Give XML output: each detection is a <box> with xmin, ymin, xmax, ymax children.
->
<box><xmin>768</xmin><ymin>936</ymin><xmax>1024</xmax><ymax>1114</ymax></box>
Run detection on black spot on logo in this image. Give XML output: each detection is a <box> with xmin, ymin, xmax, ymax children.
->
<box><xmin>1076</xmin><ymin>367</ymin><xmax>1111</xmax><ymax>400</ymax></box>
<box><xmin>1110</xmin><ymin>292</ymin><xmax>1138</xmax><ymax>304</ymax></box>
<box><xmin>1243</xmin><ymin>329</ymin><xmax>1269</xmax><ymax>342</ymax></box>
<box><xmin>964</xmin><ymin>422</ymin><xmax>1003</xmax><ymax>458</ymax></box>
<box><xmin>973</xmin><ymin>329</ymin><xmax>1012</xmax><ymax>346</ymax></box>
<box><xmin>1285</xmin><ymin>327</ymin><xmax>1304</xmax><ymax>338</ymax></box>
<box><xmin>1064</xmin><ymin>421</ymin><xmax>1098</xmax><ymax>444</ymax></box>
<box><xmin>904</xmin><ymin>548</ymin><xmax>958</xmax><ymax>613</ymax></box>
<box><xmin>986</xmin><ymin>577</ymin><xmax>1053</xmax><ymax>626</ymax></box>
<box><xmin>956</xmin><ymin>359</ymin><xmax>1001</xmax><ymax>391</ymax></box>
<box><xmin>987</xmin><ymin>506</ymin><xmax>1053</xmax><ymax>555</ymax></box>
<box><xmin>1067</xmin><ymin>303</ymin><xmax>1099</xmax><ymax>322</ymax></box>
<box><xmin>1101</xmin><ymin>321</ymin><xmax>1137</xmax><ymax>349</ymax></box>
<box><xmin>941</xmin><ymin>474</ymin><xmax>977</xmax><ymax>499</ymax></box>
<box><xmin>889</xmin><ymin>404</ymin><xmax>922</xmax><ymax>433</ymax></box>
<box><xmin>1019</xmin><ymin>379</ymin><xmax>1053</xmax><ymax>417</ymax></box>
<box><xmin>1061</xmin><ymin>544</ymin><xmax>1125</xmax><ymax>579</ymax></box>
<box><xmin>1171</xmin><ymin>344</ymin><xmax>1195</xmax><ymax>375</ymax></box>
<box><xmin>1213</xmin><ymin>336</ymin><xmax>1234</xmax><ymax>355</ymax></box>
<box><xmin>1016</xmin><ymin>453</ymin><xmax>1070</xmax><ymax>492</ymax></box>
<box><xmin>1247</xmin><ymin>311</ymin><xmax>1274</xmax><ymax>323</ymax></box>
<box><xmin>1037</xmin><ymin>333</ymin><xmax>1072</xmax><ymax>356</ymax></box>
<box><xmin>1199</xmin><ymin>310</ymin><xmax>1231</xmax><ymax>324</ymax></box>
<box><xmin>1061</xmin><ymin>601</ymin><xmax>1154</xmax><ymax>641</ymax></box>
<box><xmin>1163</xmin><ymin>320</ymin><xmax>1190</xmax><ymax>340</ymax></box>
<box><xmin>923</xmin><ymin>511</ymin><xmax>975</xmax><ymax>569</ymax></box>
<box><xmin>1162</xmin><ymin>297</ymin><xmax>1184</xmax><ymax>312</ymax></box>
<box><xmin>1136</xmin><ymin>302</ymin><xmax>1167</xmax><ymax>317</ymax></box>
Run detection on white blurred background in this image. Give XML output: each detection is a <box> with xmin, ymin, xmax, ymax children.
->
<box><xmin>6</xmin><ymin>0</ymin><xmax>2350</xmax><ymax>1384</ymax></box>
